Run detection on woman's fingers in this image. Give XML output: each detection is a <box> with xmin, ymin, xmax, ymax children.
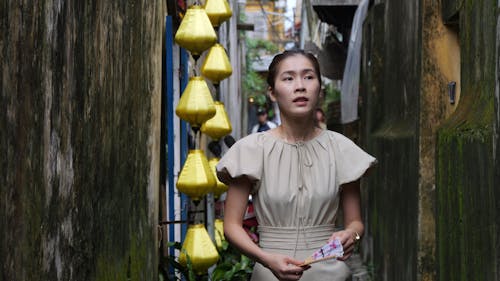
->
<box><xmin>330</xmin><ymin>229</ymin><xmax>361</xmax><ymax>261</ymax></box>
<box><xmin>280</xmin><ymin>269</ymin><xmax>304</xmax><ymax>281</ymax></box>
<box><xmin>266</xmin><ymin>254</ymin><xmax>309</xmax><ymax>280</ymax></box>
<box><xmin>339</xmin><ymin>242</ymin><xmax>356</xmax><ymax>261</ymax></box>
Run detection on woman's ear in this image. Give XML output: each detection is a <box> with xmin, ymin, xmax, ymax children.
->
<box><xmin>268</xmin><ymin>86</ymin><xmax>277</xmax><ymax>102</ymax></box>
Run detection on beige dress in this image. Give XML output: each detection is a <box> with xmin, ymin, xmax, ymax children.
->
<box><xmin>217</xmin><ymin>130</ymin><xmax>377</xmax><ymax>281</ymax></box>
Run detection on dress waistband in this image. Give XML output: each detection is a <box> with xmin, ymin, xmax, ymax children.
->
<box><xmin>258</xmin><ymin>224</ymin><xmax>336</xmax><ymax>250</ymax></box>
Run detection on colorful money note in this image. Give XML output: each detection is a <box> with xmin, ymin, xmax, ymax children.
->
<box><xmin>301</xmin><ymin>239</ymin><xmax>344</xmax><ymax>266</ymax></box>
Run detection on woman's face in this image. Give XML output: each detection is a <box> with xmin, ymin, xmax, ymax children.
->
<box><xmin>268</xmin><ymin>55</ymin><xmax>321</xmax><ymax>119</ymax></box>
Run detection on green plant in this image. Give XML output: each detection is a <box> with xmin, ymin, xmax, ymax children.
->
<box><xmin>243</xmin><ymin>71</ymin><xmax>267</xmax><ymax>100</ymax></box>
<box><xmin>324</xmin><ymin>82</ymin><xmax>341</xmax><ymax>103</ymax></box>
<box><xmin>322</xmin><ymin>82</ymin><xmax>341</xmax><ymax>118</ymax></box>
<box><xmin>211</xmin><ymin>239</ymin><xmax>254</xmax><ymax>281</ymax></box>
<box><xmin>243</xmin><ymin>38</ymin><xmax>279</xmax><ymax>118</ymax></box>
<box><xmin>161</xmin><ymin>240</ymin><xmax>254</xmax><ymax>281</ymax></box>
<box><xmin>365</xmin><ymin>261</ymin><xmax>376</xmax><ymax>281</ymax></box>
<box><xmin>161</xmin><ymin>242</ymin><xmax>200</xmax><ymax>281</ymax></box>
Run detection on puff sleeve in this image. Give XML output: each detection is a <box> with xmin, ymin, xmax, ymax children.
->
<box><xmin>330</xmin><ymin>132</ymin><xmax>377</xmax><ymax>186</ymax></box>
<box><xmin>216</xmin><ymin>134</ymin><xmax>264</xmax><ymax>190</ymax></box>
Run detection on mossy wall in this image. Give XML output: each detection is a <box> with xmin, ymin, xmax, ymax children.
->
<box><xmin>361</xmin><ymin>2</ymin><xmax>420</xmax><ymax>280</ymax></box>
<box><xmin>0</xmin><ymin>1</ymin><xmax>163</xmax><ymax>280</ymax></box>
<box><xmin>441</xmin><ymin>0</ymin><xmax>462</xmax><ymax>21</ymax></box>
<box><xmin>419</xmin><ymin>0</ymin><xmax>464</xmax><ymax>280</ymax></box>
<box><xmin>362</xmin><ymin>0</ymin><xmax>499</xmax><ymax>280</ymax></box>
<box><xmin>435</xmin><ymin>0</ymin><xmax>499</xmax><ymax>280</ymax></box>
<box><xmin>496</xmin><ymin>5</ymin><xmax>500</xmax><ymax>278</ymax></box>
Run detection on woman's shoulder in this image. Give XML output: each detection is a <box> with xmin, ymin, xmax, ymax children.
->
<box><xmin>319</xmin><ymin>130</ymin><xmax>367</xmax><ymax>153</ymax></box>
<box><xmin>324</xmin><ymin>130</ymin><xmax>356</xmax><ymax>144</ymax></box>
<box><xmin>230</xmin><ymin>131</ymin><xmax>273</xmax><ymax>150</ymax></box>
<box><xmin>236</xmin><ymin>131</ymin><xmax>264</xmax><ymax>144</ymax></box>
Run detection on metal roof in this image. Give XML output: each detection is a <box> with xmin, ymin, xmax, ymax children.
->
<box><xmin>311</xmin><ymin>0</ymin><xmax>360</xmax><ymax>29</ymax></box>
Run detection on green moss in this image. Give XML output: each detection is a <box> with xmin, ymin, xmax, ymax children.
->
<box><xmin>436</xmin><ymin>132</ymin><xmax>465</xmax><ymax>281</ymax></box>
<box><xmin>371</xmin><ymin>119</ymin><xmax>415</xmax><ymax>139</ymax></box>
<box><xmin>436</xmin><ymin>118</ymin><xmax>495</xmax><ymax>280</ymax></box>
<box><xmin>95</xmin><ymin>255</ymin><xmax>128</xmax><ymax>281</ymax></box>
<box><xmin>94</xmin><ymin>205</ymin><xmax>153</xmax><ymax>281</ymax></box>
<box><xmin>128</xmin><ymin>231</ymin><xmax>149</xmax><ymax>280</ymax></box>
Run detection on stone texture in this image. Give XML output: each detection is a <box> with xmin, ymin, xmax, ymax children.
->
<box><xmin>360</xmin><ymin>0</ymin><xmax>500</xmax><ymax>280</ymax></box>
<box><xmin>0</xmin><ymin>1</ymin><xmax>163</xmax><ymax>280</ymax></box>
<box><xmin>360</xmin><ymin>2</ymin><xmax>420</xmax><ymax>280</ymax></box>
<box><xmin>435</xmin><ymin>0</ymin><xmax>498</xmax><ymax>280</ymax></box>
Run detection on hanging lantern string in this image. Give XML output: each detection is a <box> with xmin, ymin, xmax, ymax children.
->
<box><xmin>215</xmin><ymin>84</ymin><xmax>220</xmax><ymax>101</ymax></box>
<box><xmin>158</xmin><ymin>210</ymin><xmax>206</xmax><ymax>225</ymax></box>
<box><xmin>189</xmin><ymin>207</ymin><xmax>206</xmax><ymax>224</ymax></box>
<box><xmin>192</xmin><ymin>127</ymin><xmax>201</xmax><ymax>149</ymax></box>
<box><xmin>191</xmin><ymin>55</ymin><xmax>199</xmax><ymax>76</ymax></box>
<box><xmin>192</xmin><ymin>54</ymin><xmax>200</xmax><ymax>68</ymax></box>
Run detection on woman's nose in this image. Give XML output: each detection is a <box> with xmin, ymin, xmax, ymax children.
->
<box><xmin>295</xmin><ymin>79</ymin><xmax>306</xmax><ymax>92</ymax></box>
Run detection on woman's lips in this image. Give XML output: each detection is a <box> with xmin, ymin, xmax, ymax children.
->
<box><xmin>293</xmin><ymin>97</ymin><xmax>309</xmax><ymax>102</ymax></box>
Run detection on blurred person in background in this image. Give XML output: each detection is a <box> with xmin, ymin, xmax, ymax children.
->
<box><xmin>315</xmin><ymin>107</ymin><xmax>327</xmax><ymax>129</ymax></box>
<box><xmin>251</xmin><ymin>107</ymin><xmax>277</xmax><ymax>134</ymax></box>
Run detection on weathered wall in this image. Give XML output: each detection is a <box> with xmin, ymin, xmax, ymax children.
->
<box><xmin>419</xmin><ymin>0</ymin><xmax>462</xmax><ymax>280</ymax></box>
<box><xmin>436</xmin><ymin>0</ymin><xmax>499</xmax><ymax>280</ymax></box>
<box><xmin>0</xmin><ymin>1</ymin><xmax>163</xmax><ymax>280</ymax></box>
<box><xmin>362</xmin><ymin>0</ymin><xmax>500</xmax><ymax>280</ymax></box>
<box><xmin>361</xmin><ymin>1</ymin><xmax>421</xmax><ymax>280</ymax></box>
<box><xmin>496</xmin><ymin>2</ymin><xmax>500</xmax><ymax>280</ymax></box>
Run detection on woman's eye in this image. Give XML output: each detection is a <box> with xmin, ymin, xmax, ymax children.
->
<box><xmin>283</xmin><ymin>77</ymin><xmax>293</xmax><ymax>81</ymax></box>
<box><xmin>305</xmin><ymin>75</ymin><xmax>315</xmax><ymax>80</ymax></box>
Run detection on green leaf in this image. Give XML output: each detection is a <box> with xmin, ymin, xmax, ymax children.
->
<box><xmin>166</xmin><ymin>241</ymin><xmax>182</xmax><ymax>249</ymax></box>
<box><xmin>221</xmin><ymin>240</ymin><xmax>229</xmax><ymax>250</ymax></box>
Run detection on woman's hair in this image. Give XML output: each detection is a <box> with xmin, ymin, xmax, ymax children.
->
<box><xmin>266</xmin><ymin>49</ymin><xmax>322</xmax><ymax>88</ymax></box>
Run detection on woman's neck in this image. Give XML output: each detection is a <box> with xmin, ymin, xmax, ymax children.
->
<box><xmin>274</xmin><ymin>120</ymin><xmax>321</xmax><ymax>143</ymax></box>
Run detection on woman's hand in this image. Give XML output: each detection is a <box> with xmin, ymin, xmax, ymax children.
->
<box><xmin>329</xmin><ymin>229</ymin><xmax>359</xmax><ymax>261</ymax></box>
<box><xmin>261</xmin><ymin>252</ymin><xmax>310</xmax><ymax>281</ymax></box>
<box><xmin>224</xmin><ymin>178</ymin><xmax>309</xmax><ymax>280</ymax></box>
<box><xmin>336</xmin><ymin>180</ymin><xmax>364</xmax><ymax>261</ymax></box>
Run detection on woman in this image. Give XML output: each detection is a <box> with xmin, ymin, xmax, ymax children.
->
<box><xmin>217</xmin><ymin>50</ymin><xmax>376</xmax><ymax>281</ymax></box>
<box><xmin>314</xmin><ymin>107</ymin><xmax>327</xmax><ymax>130</ymax></box>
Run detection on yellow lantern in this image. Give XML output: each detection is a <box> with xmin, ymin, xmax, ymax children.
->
<box><xmin>176</xmin><ymin>150</ymin><xmax>216</xmax><ymax>203</ymax></box>
<box><xmin>204</xmin><ymin>0</ymin><xmax>232</xmax><ymax>28</ymax></box>
<box><xmin>175</xmin><ymin>76</ymin><xmax>216</xmax><ymax>128</ymax></box>
<box><xmin>207</xmin><ymin>157</ymin><xmax>228</xmax><ymax>199</ymax></box>
<box><xmin>201</xmin><ymin>44</ymin><xmax>233</xmax><ymax>85</ymax></box>
<box><xmin>179</xmin><ymin>224</ymin><xmax>220</xmax><ymax>275</ymax></box>
<box><xmin>174</xmin><ymin>5</ymin><xmax>217</xmax><ymax>58</ymax></box>
<box><xmin>214</xmin><ymin>218</ymin><xmax>225</xmax><ymax>250</ymax></box>
<box><xmin>200</xmin><ymin>101</ymin><xmax>232</xmax><ymax>140</ymax></box>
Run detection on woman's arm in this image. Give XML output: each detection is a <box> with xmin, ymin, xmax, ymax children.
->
<box><xmin>224</xmin><ymin>176</ymin><xmax>308</xmax><ymax>280</ymax></box>
<box><xmin>223</xmin><ymin>176</ymin><xmax>265</xmax><ymax>262</ymax></box>
<box><xmin>330</xmin><ymin>180</ymin><xmax>364</xmax><ymax>261</ymax></box>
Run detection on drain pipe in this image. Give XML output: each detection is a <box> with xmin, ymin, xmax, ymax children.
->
<box><xmin>165</xmin><ymin>15</ymin><xmax>176</xmax><ymax>258</ymax></box>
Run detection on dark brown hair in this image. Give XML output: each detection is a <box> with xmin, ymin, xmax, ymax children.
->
<box><xmin>266</xmin><ymin>49</ymin><xmax>322</xmax><ymax>88</ymax></box>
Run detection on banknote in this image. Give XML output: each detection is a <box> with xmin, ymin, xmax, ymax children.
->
<box><xmin>300</xmin><ymin>239</ymin><xmax>344</xmax><ymax>266</ymax></box>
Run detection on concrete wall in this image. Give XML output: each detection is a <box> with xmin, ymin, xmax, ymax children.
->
<box><xmin>0</xmin><ymin>1</ymin><xmax>163</xmax><ymax>280</ymax></box>
<box><xmin>361</xmin><ymin>0</ymin><xmax>500</xmax><ymax>280</ymax></box>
